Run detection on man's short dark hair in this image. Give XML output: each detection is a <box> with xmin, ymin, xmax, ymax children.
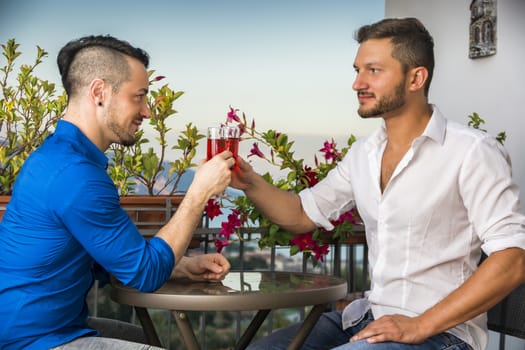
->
<box><xmin>57</xmin><ymin>35</ymin><xmax>150</xmax><ymax>97</ymax></box>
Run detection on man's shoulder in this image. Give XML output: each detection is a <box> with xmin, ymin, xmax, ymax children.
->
<box><xmin>26</xmin><ymin>144</ymin><xmax>105</xmax><ymax>185</ymax></box>
<box><xmin>444</xmin><ymin>119</ymin><xmax>502</xmax><ymax>150</ymax></box>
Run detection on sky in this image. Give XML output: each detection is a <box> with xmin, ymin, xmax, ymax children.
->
<box><xmin>0</xmin><ymin>0</ymin><xmax>384</xmax><ymax>165</ymax></box>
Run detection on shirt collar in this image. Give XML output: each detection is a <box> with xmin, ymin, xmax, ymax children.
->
<box><xmin>421</xmin><ymin>104</ymin><xmax>446</xmax><ymax>146</ymax></box>
<box><xmin>54</xmin><ymin>119</ymin><xmax>108</xmax><ymax>169</ymax></box>
<box><xmin>365</xmin><ymin>104</ymin><xmax>447</xmax><ymax>151</ymax></box>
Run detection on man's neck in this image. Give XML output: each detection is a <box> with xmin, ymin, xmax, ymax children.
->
<box><xmin>62</xmin><ymin>106</ymin><xmax>109</xmax><ymax>152</ymax></box>
<box><xmin>383</xmin><ymin>102</ymin><xmax>432</xmax><ymax>149</ymax></box>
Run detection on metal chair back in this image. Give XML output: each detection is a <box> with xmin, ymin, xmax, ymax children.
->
<box><xmin>486</xmin><ymin>279</ymin><xmax>525</xmax><ymax>349</ymax></box>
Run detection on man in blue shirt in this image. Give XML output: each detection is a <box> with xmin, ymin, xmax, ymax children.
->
<box><xmin>0</xmin><ymin>35</ymin><xmax>234</xmax><ymax>349</ymax></box>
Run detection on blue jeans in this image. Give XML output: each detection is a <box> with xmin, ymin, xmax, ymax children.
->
<box><xmin>247</xmin><ymin>311</ymin><xmax>472</xmax><ymax>350</ymax></box>
<box><xmin>50</xmin><ymin>317</ymin><xmax>165</xmax><ymax>350</ymax></box>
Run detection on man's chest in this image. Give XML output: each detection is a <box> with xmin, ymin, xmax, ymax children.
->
<box><xmin>380</xmin><ymin>145</ymin><xmax>410</xmax><ymax>192</ymax></box>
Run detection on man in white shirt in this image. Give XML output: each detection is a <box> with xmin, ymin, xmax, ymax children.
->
<box><xmin>232</xmin><ymin>17</ymin><xmax>525</xmax><ymax>350</ymax></box>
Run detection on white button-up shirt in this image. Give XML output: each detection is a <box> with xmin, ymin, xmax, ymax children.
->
<box><xmin>299</xmin><ymin>105</ymin><xmax>525</xmax><ymax>350</ymax></box>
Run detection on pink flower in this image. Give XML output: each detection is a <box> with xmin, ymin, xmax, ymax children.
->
<box><xmin>237</xmin><ymin>123</ymin><xmax>246</xmax><ymax>136</ymax></box>
<box><xmin>313</xmin><ymin>244</ymin><xmax>330</xmax><ymax>262</ymax></box>
<box><xmin>248</xmin><ymin>143</ymin><xmax>265</xmax><ymax>158</ymax></box>
<box><xmin>220</xmin><ymin>222</ymin><xmax>235</xmax><ymax>240</ymax></box>
<box><xmin>220</xmin><ymin>210</ymin><xmax>242</xmax><ymax>240</ymax></box>
<box><xmin>303</xmin><ymin>165</ymin><xmax>319</xmax><ymax>187</ymax></box>
<box><xmin>290</xmin><ymin>232</ymin><xmax>316</xmax><ymax>251</ymax></box>
<box><xmin>226</xmin><ymin>105</ymin><xmax>240</xmax><ymax>123</ymax></box>
<box><xmin>154</xmin><ymin>75</ymin><xmax>166</xmax><ymax>81</ymax></box>
<box><xmin>204</xmin><ymin>199</ymin><xmax>223</xmax><ymax>220</ymax></box>
<box><xmin>319</xmin><ymin>139</ymin><xmax>339</xmax><ymax>162</ymax></box>
<box><xmin>214</xmin><ymin>238</ymin><xmax>229</xmax><ymax>253</ymax></box>
<box><xmin>331</xmin><ymin>208</ymin><xmax>362</xmax><ymax>226</ymax></box>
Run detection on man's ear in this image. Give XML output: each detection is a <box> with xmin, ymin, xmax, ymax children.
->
<box><xmin>89</xmin><ymin>78</ymin><xmax>106</xmax><ymax>107</ymax></box>
<box><xmin>408</xmin><ymin>66</ymin><xmax>428</xmax><ymax>93</ymax></box>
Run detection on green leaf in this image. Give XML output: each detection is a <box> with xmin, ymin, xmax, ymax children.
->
<box><xmin>290</xmin><ymin>245</ymin><xmax>300</xmax><ymax>256</ymax></box>
<box><xmin>141</xmin><ymin>148</ymin><xmax>160</xmax><ymax>179</ymax></box>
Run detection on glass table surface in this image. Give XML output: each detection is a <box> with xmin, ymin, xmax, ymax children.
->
<box><xmin>111</xmin><ymin>270</ymin><xmax>347</xmax><ymax>311</ymax></box>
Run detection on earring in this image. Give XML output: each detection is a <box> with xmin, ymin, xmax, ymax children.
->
<box><xmin>98</xmin><ymin>102</ymin><xmax>103</xmax><ymax>106</ymax></box>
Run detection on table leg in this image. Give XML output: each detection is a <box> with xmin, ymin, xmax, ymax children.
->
<box><xmin>172</xmin><ymin>311</ymin><xmax>201</xmax><ymax>350</ymax></box>
<box><xmin>287</xmin><ymin>304</ymin><xmax>326</xmax><ymax>350</ymax></box>
<box><xmin>134</xmin><ymin>307</ymin><xmax>163</xmax><ymax>347</ymax></box>
<box><xmin>234</xmin><ymin>309</ymin><xmax>271</xmax><ymax>350</ymax></box>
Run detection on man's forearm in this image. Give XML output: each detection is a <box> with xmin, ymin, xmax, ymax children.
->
<box><xmin>417</xmin><ymin>247</ymin><xmax>525</xmax><ymax>338</ymax></box>
<box><xmin>245</xmin><ymin>174</ymin><xmax>315</xmax><ymax>233</ymax></box>
<box><xmin>155</xmin><ymin>190</ymin><xmax>208</xmax><ymax>264</ymax></box>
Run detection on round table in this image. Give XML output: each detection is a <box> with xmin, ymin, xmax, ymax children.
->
<box><xmin>111</xmin><ymin>270</ymin><xmax>348</xmax><ymax>350</ymax></box>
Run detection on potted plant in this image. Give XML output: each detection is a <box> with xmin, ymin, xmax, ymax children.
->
<box><xmin>0</xmin><ymin>39</ymin><xmax>67</xmax><ymax>199</ymax></box>
<box><xmin>204</xmin><ymin>106</ymin><xmax>363</xmax><ymax>265</ymax></box>
<box><xmin>0</xmin><ymin>38</ymin><xmax>204</xmax><ymax>234</ymax></box>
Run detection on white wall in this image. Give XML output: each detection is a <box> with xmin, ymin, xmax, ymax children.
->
<box><xmin>385</xmin><ymin>0</ymin><xmax>525</xmax><ymax>206</ymax></box>
<box><xmin>385</xmin><ymin>1</ymin><xmax>525</xmax><ymax>350</ymax></box>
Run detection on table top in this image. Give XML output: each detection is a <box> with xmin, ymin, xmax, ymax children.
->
<box><xmin>111</xmin><ymin>270</ymin><xmax>347</xmax><ymax>312</ymax></box>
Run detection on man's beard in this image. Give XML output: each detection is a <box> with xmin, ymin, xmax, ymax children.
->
<box><xmin>118</xmin><ymin>133</ymin><xmax>136</xmax><ymax>147</ymax></box>
<box><xmin>357</xmin><ymin>80</ymin><xmax>406</xmax><ymax>119</ymax></box>
<box><xmin>105</xmin><ymin>103</ymin><xmax>137</xmax><ymax>146</ymax></box>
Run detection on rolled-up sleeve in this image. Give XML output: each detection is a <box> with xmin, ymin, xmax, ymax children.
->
<box><xmin>458</xmin><ymin>136</ymin><xmax>525</xmax><ymax>255</ymax></box>
<box><xmin>299</xmin><ymin>152</ymin><xmax>357</xmax><ymax>231</ymax></box>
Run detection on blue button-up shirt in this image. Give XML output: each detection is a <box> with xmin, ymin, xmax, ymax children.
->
<box><xmin>0</xmin><ymin>120</ymin><xmax>175</xmax><ymax>349</ymax></box>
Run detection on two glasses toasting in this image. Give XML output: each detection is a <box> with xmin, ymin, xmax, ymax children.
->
<box><xmin>207</xmin><ymin>125</ymin><xmax>240</xmax><ymax>162</ymax></box>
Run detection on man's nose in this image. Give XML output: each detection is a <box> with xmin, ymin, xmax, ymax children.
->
<box><xmin>352</xmin><ymin>73</ymin><xmax>366</xmax><ymax>91</ymax></box>
<box><xmin>141</xmin><ymin>102</ymin><xmax>151</xmax><ymax>119</ymax></box>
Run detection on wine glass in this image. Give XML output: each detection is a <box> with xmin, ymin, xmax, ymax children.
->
<box><xmin>206</xmin><ymin>126</ymin><xmax>226</xmax><ymax>160</ymax></box>
<box><xmin>223</xmin><ymin>125</ymin><xmax>240</xmax><ymax>161</ymax></box>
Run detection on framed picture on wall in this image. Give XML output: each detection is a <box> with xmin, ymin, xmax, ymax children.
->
<box><xmin>469</xmin><ymin>0</ymin><xmax>497</xmax><ymax>58</ymax></box>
